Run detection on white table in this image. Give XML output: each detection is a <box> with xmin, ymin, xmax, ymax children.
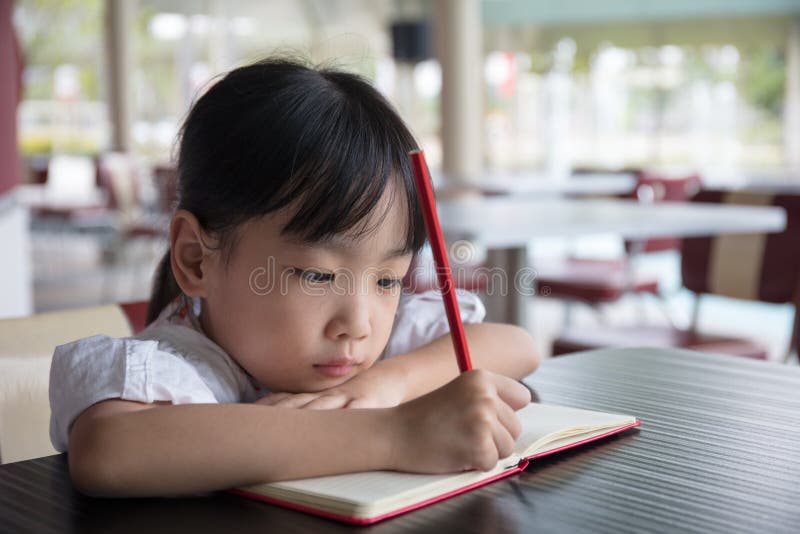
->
<box><xmin>703</xmin><ymin>178</ymin><xmax>800</xmax><ymax>194</ymax></box>
<box><xmin>433</xmin><ymin>172</ymin><xmax>636</xmax><ymax>197</ymax></box>
<box><xmin>15</xmin><ymin>183</ymin><xmax>107</xmax><ymax>212</ymax></box>
<box><xmin>436</xmin><ymin>196</ymin><xmax>787</xmax><ymax>324</ymax></box>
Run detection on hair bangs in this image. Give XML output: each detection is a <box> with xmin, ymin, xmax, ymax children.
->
<box><xmin>148</xmin><ymin>58</ymin><xmax>429</xmax><ymax>322</ymax></box>
<box><xmin>267</xmin><ymin>68</ymin><xmax>425</xmax><ymax>254</ymax></box>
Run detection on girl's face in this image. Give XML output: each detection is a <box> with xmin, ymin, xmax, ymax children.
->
<box><xmin>198</xmin><ymin>192</ymin><xmax>414</xmax><ymax>393</ymax></box>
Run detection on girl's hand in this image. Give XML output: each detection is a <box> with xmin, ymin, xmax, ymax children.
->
<box><xmin>254</xmin><ymin>361</ymin><xmax>409</xmax><ymax>410</ymax></box>
<box><xmin>388</xmin><ymin>369</ymin><xmax>531</xmax><ymax>473</ymax></box>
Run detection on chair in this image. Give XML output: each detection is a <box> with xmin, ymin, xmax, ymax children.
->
<box><xmin>0</xmin><ymin>301</ymin><xmax>147</xmax><ymax>464</ymax></box>
<box><xmin>30</xmin><ymin>153</ymin><xmax>167</xmax><ymax>304</ymax></box>
<box><xmin>402</xmin><ymin>252</ymin><xmax>489</xmax><ymax>294</ymax></box>
<box><xmin>551</xmin><ymin>190</ymin><xmax>800</xmax><ymax>361</ymax></box>
<box><xmin>403</xmin><ymin>183</ymin><xmax>490</xmax><ymax>295</ymax></box>
<box><xmin>95</xmin><ymin>152</ymin><xmax>168</xmax><ymax>251</ymax></box>
<box><xmin>30</xmin><ymin>152</ymin><xmax>167</xmax><ymax>234</ymax></box>
<box><xmin>533</xmin><ymin>171</ymin><xmax>701</xmax><ymax>323</ymax></box>
<box><xmin>119</xmin><ymin>301</ymin><xmax>149</xmax><ymax>334</ymax></box>
<box><xmin>152</xmin><ymin>161</ymin><xmax>179</xmax><ymax>214</ymax></box>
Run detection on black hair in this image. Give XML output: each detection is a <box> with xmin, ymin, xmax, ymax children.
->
<box><xmin>147</xmin><ymin>57</ymin><xmax>426</xmax><ymax>324</ymax></box>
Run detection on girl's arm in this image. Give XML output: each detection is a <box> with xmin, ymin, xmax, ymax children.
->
<box><xmin>442</xmin><ymin>322</ymin><xmax>538</xmax><ymax>381</ymax></box>
<box><xmin>375</xmin><ymin>322</ymin><xmax>539</xmax><ymax>403</ymax></box>
<box><xmin>259</xmin><ymin>323</ymin><xmax>539</xmax><ymax>409</ymax></box>
<box><xmin>68</xmin><ymin>369</ymin><xmax>530</xmax><ymax>497</ymax></box>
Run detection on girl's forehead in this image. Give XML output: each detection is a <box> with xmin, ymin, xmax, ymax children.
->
<box><xmin>291</xmin><ymin>204</ymin><xmax>409</xmax><ymax>258</ymax></box>
<box><xmin>240</xmin><ymin>194</ymin><xmax>410</xmax><ymax>258</ymax></box>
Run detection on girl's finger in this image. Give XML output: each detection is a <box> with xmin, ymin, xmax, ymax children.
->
<box><xmin>490</xmin><ymin>416</ymin><xmax>517</xmax><ymax>461</ymax></box>
<box><xmin>472</xmin><ymin>432</ymin><xmax>500</xmax><ymax>471</ymax></box>
<box><xmin>344</xmin><ymin>396</ymin><xmax>379</xmax><ymax>409</ymax></box>
<box><xmin>254</xmin><ymin>392</ymin><xmax>292</xmax><ymax>405</ymax></box>
<box><xmin>269</xmin><ymin>393</ymin><xmax>322</xmax><ymax>409</ymax></box>
<box><xmin>495</xmin><ymin>398</ymin><xmax>522</xmax><ymax>441</ymax></box>
<box><xmin>302</xmin><ymin>394</ymin><xmax>349</xmax><ymax>410</ymax></box>
<box><xmin>492</xmin><ymin>375</ymin><xmax>532</xmax><ymax>411</ymax></box>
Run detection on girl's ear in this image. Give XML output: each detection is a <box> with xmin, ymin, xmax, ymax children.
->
<box><xmin>170</xmin><ymin>210</ymin><xmax>216</xmax><ymax>297</ymax></box>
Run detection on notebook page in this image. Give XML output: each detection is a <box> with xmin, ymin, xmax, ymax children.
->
<box><xmin>514</xmin><ymin>403</ymin><xmax>637</xmax><ymax>456</ymax></box>
<box><xmin>239</xmin><ymin>403</ymin><xmax>635</xmax><ymax>516</ymax></box>
<box><xmin>245</xmin><ymin>461</ymin><xmax>517</xmax><ymax>514</ymax></box>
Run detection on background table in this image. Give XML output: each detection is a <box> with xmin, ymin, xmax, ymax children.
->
<box><xmin>436</xmin><ymin>196</ymin><xmax>787</xmax><ymax>324</ymax></box>
<box><xmin>438</xmin><ymin>196</ymin><xmax>786</xmax><ymax>246</ymax></box>
<box><xmin>2</xmin><ymin>347</ymin><xmax>798</xmax><ymax>533</ymax></box>
<box><xmin>434</xmin><ymin>172</ymin><xmax>637</xmax><ymax>197</ymax></box>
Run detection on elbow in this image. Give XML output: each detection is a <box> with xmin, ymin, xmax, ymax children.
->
<box><xmin>69</xmin><ymin>448</ymin><xmax>108</xmax><ymax>497</ymax></box>
<box><xmin>476</xmin><ymin>322</ymin><xmax>540</xmax><ymax>378</ymax></box>
<box><xmin>67</xmin><ymin>417</ymin><xmax>127</xmax><ymax>497</ymax></box>
<box><xmin>515</xmin><ymin>326</ymin><xmax>540</xmax><ymax>377</ymax></box>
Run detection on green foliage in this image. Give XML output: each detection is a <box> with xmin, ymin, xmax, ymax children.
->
<box><xmin>16</xmin><ymin>0</ymin><xmax>103</xmax><ymax>99</ymax></box>
<box><xmin>17</xmin><ymin>0</ymin><xmax>102</xmax><ymax>65</ymax></box>
<box><xmin>738</xmin><ymin>46</ymin><xmax>786</xmax><ymax>118</ymax></box>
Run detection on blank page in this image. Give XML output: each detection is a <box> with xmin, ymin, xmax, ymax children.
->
<box><xmin>239</xmin><ymin>403</ymin><xmax>637</xmax><ymax>516</ymax></box>
<box><xmin>515</xmin><ymin>403</ymin><xmax>637</xmax><ymax>456</ymax></box>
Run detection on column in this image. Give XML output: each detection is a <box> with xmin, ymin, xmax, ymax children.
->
<box><xmin>105</xmin><ymin>0</ymin><xmax>133</xmax><ymax>152</ymax></box>
<box><xmin>435</xmin><ymin>0</ymin><xmax>483</xmax><ymax>184</ymax></box>
<box><xmin>435</xmin><ymin>1</ymin><xmax>528</xmax><ymax>326</ymax></box>
<box><xmin>785</xmin><ymin>18</ymin><xmax>800</xmax><ymax>171</ymax></box>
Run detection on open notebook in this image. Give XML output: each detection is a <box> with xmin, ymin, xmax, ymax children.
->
<box><xmin>231</xmin><ymin>403</ymin><xmax>640</xmax><ymax>524</ymax></box>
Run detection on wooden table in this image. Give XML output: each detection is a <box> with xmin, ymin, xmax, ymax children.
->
<box><xmin>2</xmin><ymin>348</ymin><xmax>798</xmax><ymax>533</ymax></box>
<box><xmin>436</xmin><ymin>196</ymin><xmax>787</xmax><ymax>324</ymax></box>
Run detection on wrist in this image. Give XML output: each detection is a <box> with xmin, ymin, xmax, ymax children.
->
<box><xmin>383</xmin><ymin>404</ymin><xmax>409</xmax><ymax>471</ymax></box>
<box><xmin>379</xmin><ymin>348</ymin><xmax>462</xmax><ymax>402</ymax></box>
<box><xmin>372</xmin><ymin>357</ymin><xmax>414</xmax><ymax>403</ymax></box>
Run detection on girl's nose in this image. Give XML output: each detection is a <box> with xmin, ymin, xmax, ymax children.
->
<box><xmin>324</xmin><ymin>295</ymin><xmax>371</xmax><ymax>341</ymax></box>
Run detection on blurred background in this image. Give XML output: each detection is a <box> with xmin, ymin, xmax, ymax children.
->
<box><xmin>11</xmin><ymin>0</ymin><xmax>798</xmax><ymax>174</ymax></box>
<box><xmin>1</xmin><ymin>0</ymin><xmax>799</xmax><ymax>361</ymax></box>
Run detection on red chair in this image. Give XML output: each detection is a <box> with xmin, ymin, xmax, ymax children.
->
<box><xmin>25</xmin><ymin>155</ymin><xmax>109</xmax><ymax>222</ymax></box>
<box><xmin>402</xmin><ymin>252</ymin><xmax>488</xmax><ymax>294</ymax></box>
<box><xmin>152</xmin><ymin>162</ymin><xmax>179</xmax><ymax>214</ymax></box>
<box><xmin>551</xmin><ymin>189</ymin><xmax>800</xmax><ymax>361</ymax></box>
<box><xmin>96</xmin><ymin>152</ymin><xmax>169</xmax><ymax>236</ymax></box>
<box><xmin>119</xmin><ymin>300</ymin><xmax>149</xmax><ymax>334</ymax></box>
<box><xmin>534</xmin><ymin>171</ymin><xmax>701</xmax><ymax>322</ymax></box>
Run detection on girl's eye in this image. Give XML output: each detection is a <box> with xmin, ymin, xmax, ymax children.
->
<box><xmin>296</xmin><ymin>269</ymin><xmax>334</xmax><ymax>283</ymax></box>
<box><xmin>377</xmin><ymin>278</ymin><xmax>401</xmax><ymax>289</ymax></box>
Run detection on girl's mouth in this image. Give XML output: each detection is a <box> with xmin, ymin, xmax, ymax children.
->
<box><xmin>313</xmin><ymin>363</ymin><xmax>357</xmax><ymax>377</ymax></box>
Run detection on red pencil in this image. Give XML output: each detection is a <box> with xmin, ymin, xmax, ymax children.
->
<box><xmin>409</xmin><ymin>150</ymin><xmax>473</xmax><ymax>373</ymax></box>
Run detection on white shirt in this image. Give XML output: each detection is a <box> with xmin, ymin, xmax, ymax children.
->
<box><xmin>49</xmin><ymin>290</ymin><xmax>485</xmax><ymax>452</ymax></box>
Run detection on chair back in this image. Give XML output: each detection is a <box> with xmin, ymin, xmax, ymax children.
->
<box><xmin>44</xmin><ymin>155</ymin><xmax>98</xmax><ymax>204</ymax></box>
<box><xmin>97</xmin><ymin>152</ymin><xmax>141</xmax><ymax>216</ymax></box>
<box><xmin>0</xmin><ymin>301</ymin><xmax>145</xmax><ymax>464</ymax></box>
<box><xmin>119</xmin><ymin>300</ymin><xmax>149</xmax><ymax>334</ymax></box>
<box><xmin>681</xmin><ymin>190</ymin><xmax>800</xmax><ymax>356</ymax></box>
<box><xmin>625</xmin><ymin>171</ymin><xmax>702</xmax><ymax>253</ymax></box>
<box><xmin>152</xmin><ymin>162</ymin><xmax>179</xmax><ymax>214</ymax></box>
<box><xmin>681</xmin><ymin>190</ymin><xmax>800</xmax><ymax>303</ymax></box>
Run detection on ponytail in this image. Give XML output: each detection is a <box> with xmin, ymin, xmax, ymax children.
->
<box><xmin>147</xmin><ymin>250</ymin><xmax>182</xmax><ymax>325</ymax></box>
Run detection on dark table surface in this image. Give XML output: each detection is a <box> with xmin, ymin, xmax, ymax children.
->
<box><xmin>2</xmin><ymin>347</ymin><xmax>799</xmax><ymax>533</ymax></box>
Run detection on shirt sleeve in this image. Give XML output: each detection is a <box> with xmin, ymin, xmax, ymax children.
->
<box><xmin>381</xmin><ymin>289</ymin><xmax>486</xmax><ymax>360</ymax></box>
<box><xmin>48</xmin><ymin>334</ymin><xmax>217</xmax><ymax>452</ymax></box>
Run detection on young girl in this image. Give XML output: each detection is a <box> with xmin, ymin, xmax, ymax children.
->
<box><xmin>49</xmin><ymin>58</ymin><xmax>539</xmax><ymax>497</ymax></box>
